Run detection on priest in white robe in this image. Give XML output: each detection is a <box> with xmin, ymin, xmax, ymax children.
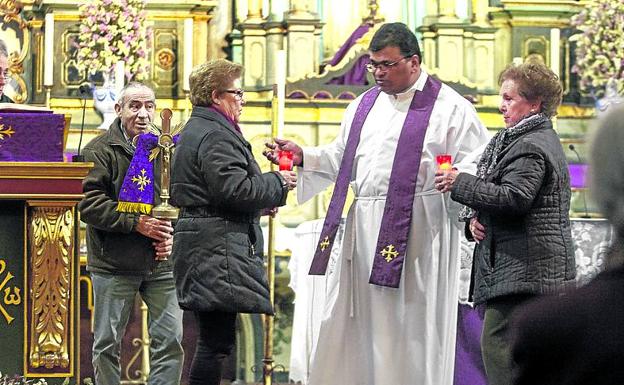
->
<box><xmin>265</xmin><ymin>22</ymin><xmax>489</xmax><ymax>385</ymax></box>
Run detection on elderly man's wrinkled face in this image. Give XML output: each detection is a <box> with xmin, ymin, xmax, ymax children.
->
<box><xmin>0</xmin><ymin>55</ymin><xmax>9</xmax><ymax>97</ymax></box>
<box><xmin>499</xmin><ymin>79</ymin><xmax>541</xmax><ymax>128</ymax></box>
<box><xmin>115</xmin><ymin>86</ymin><xmax>156</xmax><ymax>139</ymax></box>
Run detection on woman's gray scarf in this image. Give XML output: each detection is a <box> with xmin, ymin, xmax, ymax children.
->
<box><xmin>458</xmin><ymin>113</ymin><xmax>550</xmax><ymax>221</ymax></box>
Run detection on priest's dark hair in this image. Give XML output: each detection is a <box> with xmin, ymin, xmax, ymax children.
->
<box><xmin>369</xmin><ymin>22</ymin><xmax>422</xmax><ymax>62</ymax></box>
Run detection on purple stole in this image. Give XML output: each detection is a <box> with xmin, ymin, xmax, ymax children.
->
<box><xmin>308</xmin><ymin>76</ymin><xmax>442</xmax><ymax>288</ymax></box>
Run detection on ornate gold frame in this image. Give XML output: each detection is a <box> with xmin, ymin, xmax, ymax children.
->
<box><xmin>0</xmin><ymin>0</ymin><xmax>31</xmax><ymax>103</ymax></box>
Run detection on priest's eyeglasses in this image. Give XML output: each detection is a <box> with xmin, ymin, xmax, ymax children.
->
<box><xmin>225</xmin><ymin>89</ymin><xmax>245</xmax><ymax>99</ymax></box>
<box><xmin>365</xmin><ymin>56</ymin><xmax>412</xmax><ymax>73</ymax></box>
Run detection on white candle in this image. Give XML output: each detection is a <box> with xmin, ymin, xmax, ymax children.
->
<box><xmin>44</xmin><ymin>13</ymin><xmax>54</xmax><ymax>86</ymax></box>
<box><xmin>114</xmin><ymin>60</ymin><xmax>125</xmax><ymax>92</ymax></box>
<box><xmin>275</xmin><ymin>50</ymin><xmax>286</xmax><ymax>138</ymax></box>
<box><xmin>550</xmin><ymin>28</ymin><xmax>560</xmax><ymax>77</ymax></box>
<box><xmin>183</xmin><ymin>18</ymin><xmax>193</xmax><ymax>91</ymax></box>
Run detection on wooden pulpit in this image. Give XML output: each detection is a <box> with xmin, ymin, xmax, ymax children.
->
<box><xmin>0</xmin><ymin>161</ymin><xmax>90</xmax><ymax>383</ymax></box>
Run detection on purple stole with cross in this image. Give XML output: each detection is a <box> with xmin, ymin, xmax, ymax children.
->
<box><xmin>308</xmin><ymin>75</ymin><xmax>442</xmax><ymax>288</ymax></box>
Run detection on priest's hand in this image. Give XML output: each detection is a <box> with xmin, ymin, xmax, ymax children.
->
<box><xmin>434</xmin><ymin>169</ymin><xmax>459</xmax><ymax>193</ymax></box>
<box><xmin>263</xmin><ymin>138</ymin><xmax>304</xmax><ymax>167</ymax></box>
<box><xmin>136</xmin><ymin>215</ymin><xmax>174</xmax><ymax>241</ymax></box>
<box><xmin>469</xmin><ymin>217</ymin><xmax>486</xmax><ymax>243</ymax></box>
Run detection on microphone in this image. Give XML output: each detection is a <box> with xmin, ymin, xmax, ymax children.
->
<box><xmin>72</xmin><ymin>83</ymin><xmax>91</xmax><ymax>162</ymax></box>
<box><xmin>568</xmin><ymin>144</ymin><xmax>590</xmax><ymax>219</ymax></box>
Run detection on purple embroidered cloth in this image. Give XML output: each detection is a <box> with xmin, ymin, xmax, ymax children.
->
<box><xmin>369</xmin><ymin>76</ymin><xmax>441</xmax><ymax>287</ymax></box>
<box><xmin>309</xmin><ymin>76</ymin><xmax>442</xmax><ymax>288</ymax></box>
<box><xmin>309</xmin><ymin>87</ymin><xmax>381</xmax><ymax>276</ymax></box>
<box><xmin>117</xmin><ymin>133</ymin><xmax>159</xmax><ymax>214</ymax></box>
<box><xmin>117</xmin><ymin>132</ymin><xmax>179</xmax><ymax>214</ymax></box>
<box><xmin>0</xmin><ymin>112</ymin><xmax>64</xmax><ymax>162</ymax></box>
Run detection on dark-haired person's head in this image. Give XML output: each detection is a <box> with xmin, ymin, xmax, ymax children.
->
<box><xmin>367</xmin><ymin>23</ymin><xmax>422</xmax><ymax>95</ymax></box>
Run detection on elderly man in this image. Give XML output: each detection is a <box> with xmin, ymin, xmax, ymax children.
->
<box><xmin>265</xmin><ymin>23</ymin><xmax>489</xmax><ymax>385</ymax></box>
<box><xmin>0</xmin><ymin>39</ymin><xmax>14</xmax><ymax>103</ymax></box>
<box><xmin>78</xmin><ymin>82</ymin><xmax>184</xmax><ymax>385</ymax></box>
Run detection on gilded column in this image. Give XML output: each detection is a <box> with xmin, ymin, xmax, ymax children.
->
<box><xmin>284</xmin><ymin>0</ymin><xmax>321</xmax><ymax>79</ymax></box>
<box><xmin>266</xmin><ymin>0</ymin><xmax>287</xmax><ymax>86</ymax></box>
<box><xmin>439</xmin><ymin>0</ymin><xmax>459</xmax><ymax>22</ymax></box>
<box><xmin>289</xmin><ymin>0</ymin><xmax>310</xmax><ymax>16</ymax></box>
<box><xmin>241</xmin><ymin>0</ymin><xmax>268</xmax><ymax>87</ymax></box>
<box><xmin>473</xmin><ymin>0</ymin><xmax>490</xmax><ymax>26</ymax></box>
<box><xmin>247</xmin><ymin>0</ymin><xmax>263</xmax><ymax>21</ymax></box>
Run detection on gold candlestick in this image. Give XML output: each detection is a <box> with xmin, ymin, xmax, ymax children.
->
<box><xmin>151</xmin><ymin>108</ymin><xmax>179</xmax><ymax>221</ymax></box>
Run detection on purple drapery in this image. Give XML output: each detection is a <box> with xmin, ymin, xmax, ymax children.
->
<box><xmin>325</xmin><ymin>24</ymin><xmax>372</xmax><ymax>86</ymax></box>
<box><xmin>0</xmin><ymin>112</ymin><xmax>64</xmax><ymax>162</ymax></box>
<box><xmin>454</xmin><ymin>304</ymin><xmax>488</xmax><ymax>385</ymax></box>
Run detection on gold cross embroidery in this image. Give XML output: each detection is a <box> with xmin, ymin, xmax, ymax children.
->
<box><xmin>131</xmin><ymin>168</ymin><xmax>152</xmax><ymax>191</ymax></box>
<box><xmin>319</xmin><ymin>236</ymin><xmax>330</xmax><ymax>251</ymax></box>
<box><xmin>380</xmin><ymin>245</ymin><xmax>399</xmax><ymax>262</ymax></box>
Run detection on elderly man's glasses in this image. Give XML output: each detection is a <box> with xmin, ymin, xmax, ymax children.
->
<box><xmin>225</xmin><ymin>89</ymin><xmax>244</xmax><ymax>99</ymax></box>
<box><xmin>365</xmin><ymin>56</ymin><xmax>412</xmax><ymax>73</ymax></box>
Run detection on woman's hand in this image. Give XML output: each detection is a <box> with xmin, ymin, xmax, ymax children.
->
<box><xmin>279</xmin><ymin>170</ymin><xmax>297</xmax><ymax>190</ymax></box>
<box><xmin>469</xmin><ymin>217</ymin><xmax>486</xmax><ymax>243</ymax></box>
<box><xmin>263</xmin><ymin>138</ymin><xmax>304</xmax><ymax>167</ymax></box>
<box><xmin>434</xmin><ymin>169</ymin><xmax>459</xmax><ymax>193</ymax></box>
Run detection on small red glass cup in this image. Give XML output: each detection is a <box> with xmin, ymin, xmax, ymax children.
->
<box><xmin>436</xmin><ymin>154</ymin><xmax>452</xmax><ymax>172</ymax></box>
<box><xmin>278</xmin><ymin>150</ymin><xmax>294</xmax><ymax>171</ymax></box>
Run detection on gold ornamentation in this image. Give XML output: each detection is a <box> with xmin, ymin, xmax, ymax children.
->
<box><xmin>380</xmin><ymin>244</ymin><xmax>398</xmax><ymax>262</ymax></box>
<box><xmin>156</xmin><ymin>48</ymin><xmax>175</xmax><ymax>70</ymax></box>
<box><xmin>29</xmin><ymin>207</ymin><xmax>73</xmax><ymax>369</ymax></box>
<box><xmin>131</xmin><ymin>168</ymin><xmax>152</xmax><ymax>192</ymax></box>
<box><xmin>319</xmin><ymin>236</ymin><xmax>330</xmax><ymax>251</ymax></box>
<box><xmin>0</xmin><ymin>123</ymin><xmax>15</xmax><ymax>141</ymax></box>
<box><xmin>0</xmin><ymin>0</ymin><xmax>30</xmax><ymax>103</ymax></box>
<box><xmin>0</xmin><ymin>259</ymin><xmax>21</xmax><ymax>324</ymax></box>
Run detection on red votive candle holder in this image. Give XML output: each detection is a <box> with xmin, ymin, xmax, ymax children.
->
<box><xmin>278</xmin><ymin>150</ymin><xmax>294</xmax><ymax>171</ymax></box>
<box><xmin>436</xmin><ymin>154</ymin><xmax>452</xmax><ymax>172</ymax></box>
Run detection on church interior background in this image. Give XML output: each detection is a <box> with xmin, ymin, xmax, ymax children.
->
<box><xmin>0</xmin><ymin>0</ymin><xmax>609</xmax><ymax>383</ymax></box>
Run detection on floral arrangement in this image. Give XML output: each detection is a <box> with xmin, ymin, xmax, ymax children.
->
<box><xmin>570</xmin><ymin>0</ymin><xmax>624</xmax><ymax>98</ymax></box>
<box><xmin>75</xmin><ymin>0</ymin><xmax>151</xmax><ymax>81</ymax></box>
<box><xmin>0</xmin><ymin>373</ymin><xmax>47</xmax><ymax>385</ymax></box>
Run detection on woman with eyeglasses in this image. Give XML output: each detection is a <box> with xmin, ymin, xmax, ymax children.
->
<box><xmin>435</xmin><ymin>62</ymin><xmax>576</xmax><ymax>385</ymax></box>
<box><xmin>169</xmin><ymin>59</ymin><xmax>297</xmax><ymax>385</ymax></box>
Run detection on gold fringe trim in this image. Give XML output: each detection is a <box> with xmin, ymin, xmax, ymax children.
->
<box><xmin>116</xmin><ymin>202</ymin><xmax>153</xmax><ymax>214</ymax></box>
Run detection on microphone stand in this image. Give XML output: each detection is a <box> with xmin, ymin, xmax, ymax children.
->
<box><xmin>569</xmin><ymin>144</ymin><xmax>590</xmax><ymax>218</ymax></box>
<box><xmin>72</xmin><ymin>85</ymin><xmax>89</xmax><ymax>162</ymax></box>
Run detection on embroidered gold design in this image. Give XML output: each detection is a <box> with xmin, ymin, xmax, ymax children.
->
<box><xmin>319</xmin><ymin>236</ymin><xmax>330</xmax><ymax>251</ymax></box>
<box><xmin>0</xmin><ymin>124</ymin><xmax>15</xmax><ymax>141</ymax></box>
<box><xmin>381</xmin><ymin>244</ymin><xmax>399</xmax><ymax>262</ymax></box>
<box><xmin>131</xmin><ymin>168</ymin><xmax>152</xmax><ymax>192</ymax></box>
<box><xmin>0</xmin><ymin>259</ymin><xmax>21</xmax><ymax>324</ymax></box>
